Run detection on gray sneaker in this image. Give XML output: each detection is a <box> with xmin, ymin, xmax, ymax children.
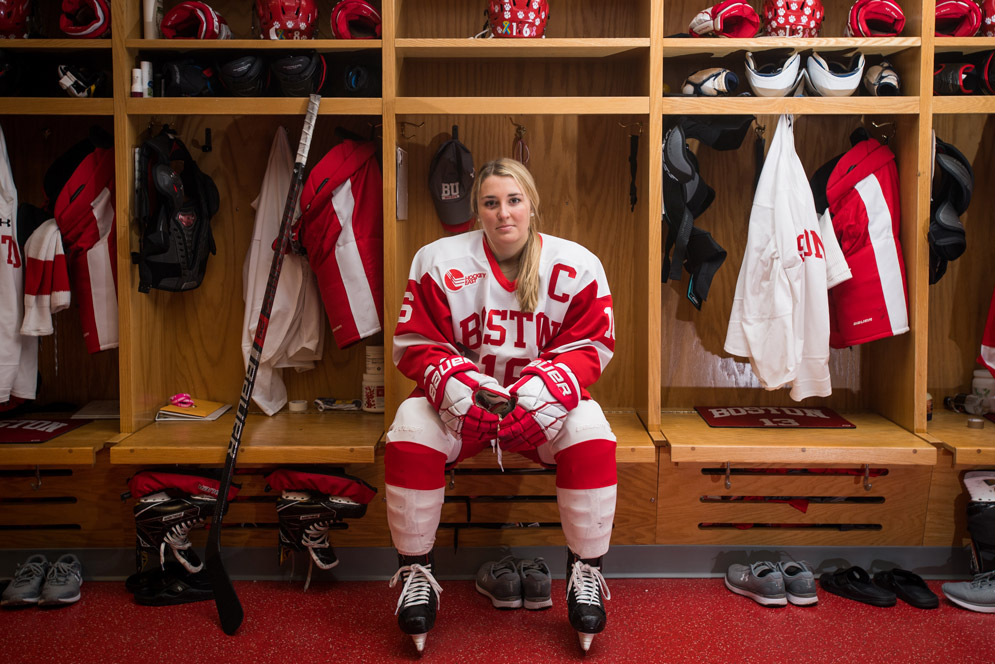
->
<box><xmin>776</xmin><ymin>560</ymin><xmax>818</xmax><ymax>606</ymax></box>
<box><xmin>942</xmin><ymin>571</ymin><xmax>995</xmax><ymax>613</ymax></box>
<box><xmin>516</xmin><ymin>557</ymin><xmax>552</xmax><ymax>610</ymax></box>
<box><xmin>1</xmin><ymin>554</ymin><xmax>50</xmax><ymax>607</ymax></box>
<box><xmin>725</xmin><ymin>561</ymin><xmax>787</xmax><ymax>606</ymax></box>
<box><xmin>38</xmin><ymin>554</ymin><xmax>82</xmax><ymax>607</ymax></box>
<box><xmin>475</xmin><ymin>555</ymin><xmax>522</xmax><ymax>609</ymax></box>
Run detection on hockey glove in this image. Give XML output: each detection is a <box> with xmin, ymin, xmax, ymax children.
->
<box><xmin>425</xmin><ymin>356</ymin><xmax>509</xmax><ymax>444</ymax></box>
<box><xmin>689</xmin><ymin>0</ymin><xmax>760</xmax><ymax>38</ymax></box>
<box><xmin>499</xmin><ymin>360</ymin><xmax>580</xmax><ymax>452</ymax></box>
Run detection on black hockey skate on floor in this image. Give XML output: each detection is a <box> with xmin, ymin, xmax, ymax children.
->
<box><xmin>389</xmin><ymin>552</ymin><xmax>443</xmax><ymax>653</ymax></box>
<box><xmin>566</xmin><ymin>549</ymin><xmax>612</xmax><ymax>652</ymax></box>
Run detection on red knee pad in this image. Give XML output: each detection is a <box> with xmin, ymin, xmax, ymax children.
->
<box><xmin>554</xmin><ymin>439</ymin><xmax>617</xmax><ymax>490</ymax></box>
<box><xmin>385</xmin><ymin>441</ymin><xmax>447</xmax><ymax>490</ymax></box>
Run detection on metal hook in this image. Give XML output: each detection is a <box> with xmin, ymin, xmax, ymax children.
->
<box><xmin>398</xmin><ymin>121</ymin><xmax>423</xmax><ymax>140</ymax></box>
<box><xmin>755</xmin><ymin>122</ymin><xmax>766</xmax><ymax>138</ymax></box>
<box><xmin>725</xmin><ymin>462</ymin><xmax>732</xmax><ymax>490</ymax></box>
<box><xmin>448</xmin><ymin>467</ymin><xmax>456</xmax><ymax>490</ymax></box>
<box><xmin>869</xmin><ymin>120</ymin><xmax>896</xmax><ymax>144</ymax></box>
<box><xmin>863</xmin><ymin>464</ymin><xmax>873</xmax><ymax>492</ymax></box>
<box><xmin>30</xmin><ymin>466</ymin><xmax>41</xmax><ymax>490</ymax></box>
<box><xmin>618</xmin><ymin>120</ymin><xmax>644</xmax><ymax>135</ymax></box>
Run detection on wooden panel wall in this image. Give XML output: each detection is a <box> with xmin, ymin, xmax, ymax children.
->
<box><xmin>120</xmin><ymin>114</ymin><xmax>384</xmax><ymax>427</ymax></box>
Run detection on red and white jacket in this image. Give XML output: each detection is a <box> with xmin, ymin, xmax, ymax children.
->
<box><xmin>21</xmin><ymin>218</ymin><xmax>70</xmax><ymax>337</ymax></box>
<box><xmin>393</xmin><ymin>230</ymin><xmax>615</xmax><ymax>394</ymax></box>
<box><xmin>53</xmin><ymin>145</ymin><xmax>118</xmax><ymax>353</ymax></box>
<box><xmin>980</xmin><ymin>284</ymin><xmax>995</xmax><ymax>378</ymax></box>
<box><xmin>298</xmin><ymin>139</ymin><xmax>383</xmax><ymax>349</ymax></box>
<box><xmin>824</xmin><ymin>136</ymin><xmax>908</xmax><ymax>348</ymax></box>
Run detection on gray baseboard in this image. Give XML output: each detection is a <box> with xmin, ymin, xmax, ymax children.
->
<box><xmin>0</xmin><ymin>544</ymin><xmax>976</xmax><ymax>582</ymax></box>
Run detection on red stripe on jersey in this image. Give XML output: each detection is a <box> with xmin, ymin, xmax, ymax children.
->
<box><xmin>395</xmin><ymin>274</ymin><xmax>461</xmax><ymax>390</ymax></box>
<box><xmin>544</xmin><ymin>278</ymin><xmax>614</xmax><ymax>387</ymax></box>
<box><xmin>554</xmin><ymin>439</ymin><xmax>617</xmax><ymax>489</ymax></box>
<box><xmin>385</xmin><ymin>441</ymin><xmax>447</xmax><ymax>490</ymax></box>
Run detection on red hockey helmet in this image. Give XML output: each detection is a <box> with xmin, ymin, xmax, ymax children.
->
<box><xmin>0</xmin><ymin>0</ymin><xmax>31</xmax><ymax>39</ymax></box>
<box><xmin>844</xmin><ymin>0</ymin><xmax>905</xmax><ymax>37</ymax></box>
<box><xmin>762</xmin><ymin>0</ymin><xmax>824</xmax><ymax>37</ymax></box>
<box><xmin>330</xmin><ymin>0</ymin><xmax>381</xmax><ymax>39</ymax></box>
<box><xmin>60</xmin><ymin>0</ymin><xmax>110</xmax><ymax>38</ymax></box>
<box><xmin>255</xmin><ymin>0</ymin><xmax>318</xmax><ymax>40</ymax></box>
<box><xmin>487</xmin><ymin>0</ymin><xmax>549</xmax><ymax>38</ymax></box>
<box><xmin>160</xmin><ymin>1</ymin><xmax>232</xmax><ymax>39</ymax></box>
<box><xmin>936</xmin><ymin>0</ymin><xmax>982</xmax><ymax>36</ymax></box>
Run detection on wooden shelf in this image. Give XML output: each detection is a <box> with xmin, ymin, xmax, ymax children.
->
<box><xmin>395</xmin><ymin>96</ymin><xmax>648</xmax><ymax>115</ymax></box>
<box><xmin>662</xmin><ymin>37</ymin><xmax>919</xmax><ymax>58</ymax></box>
<box><xmin>109</xmin><ymin>412</ymin><xmax>382</xmax><ymax>465</ymax></box>
<box><xmin>0</xmin><ymin>39</ymin><xmax>111</xmax><ymax>50</ymax></box>
<box><xmin>396</xmin><ymin>38</ymin><xmax>649</xmax><ymax>58</ymax></box>
<box><xmin>661</xmin><ymin>96</ymin><xmax>920</xmax><ymax>115</ymax></box>
<box><xmin>125</xmin><ymin>39</ymin><xmax>382</xmax><ymax>51</ymax></box>
<box><xmin>126</xmin><ymin>97</ymin><xmax>383</xmax><ymax>115</ymax></box>
<box><xmin>0</xmin><ymin>99</ymin><xmax>113</xmax><ymax>115</ymax></box>
<box><xmin>0</xmin><ymin>420</ymin><xmax>119</xmax><ymax>466</ymax></box>
<box><xmin>661</xmin><ymin>411</ymin><xmax>937</xmax><ymax>465</ymax></box>
<box><xmin>934</xmin><ymin>37</ymin><xmax>995</xmax><ymax>54</ymax></box>
<box><xmin>924</xmin><ymin>409</ymin><xmax>995</xmax><ymax>466</ymax></box>
<box><xmin>932</xmin><ymin>97</ymin><xmax>995</xmax><ymax>114</ymax></box>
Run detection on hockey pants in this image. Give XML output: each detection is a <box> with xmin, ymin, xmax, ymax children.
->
<box><xmin>384</xmin><ymin>397</ymin><xmax>617</xmax><ymax>559</ymax></box>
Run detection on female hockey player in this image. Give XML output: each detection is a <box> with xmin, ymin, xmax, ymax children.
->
<box><xmin>385</xmin><ymin>158</ymin><xmax>617</xmax><ymax>652</ymax></box>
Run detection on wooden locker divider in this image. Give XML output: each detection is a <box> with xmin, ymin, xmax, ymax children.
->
<box><xmin>4</xmin><ymin>0</ymin><xmax>993</xmax><ymax>561</ymax></box>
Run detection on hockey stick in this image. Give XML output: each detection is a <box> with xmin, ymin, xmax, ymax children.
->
<box><xmin>206</xmin><ymin>94</ymin><xmax>321</xmax><ymax>635</ymax></box>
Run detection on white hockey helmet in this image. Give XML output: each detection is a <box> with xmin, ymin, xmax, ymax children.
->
<box><xmin>805</xmin><ymin>51</ymin><xmax>866</xmax><ymax>97</ymax></box>
<box><xmin>745</xmin><ymin>51</ymin><xmax>804</xmax><ymax>97</ymax></box>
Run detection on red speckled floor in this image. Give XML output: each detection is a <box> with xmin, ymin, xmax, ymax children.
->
<box><xmin>1</xmin><ymin>578</ymin><xmax>992</xmax><ymax>663</ymax></box>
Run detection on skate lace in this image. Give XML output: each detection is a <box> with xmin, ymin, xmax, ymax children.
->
<box><xmin>161</xmin><ymin>517</ymin><xmax>205</xmax><ymax>572</ymax></box>
<box><xmin>567</xmin><ymin>561</ymin><xmax>611</xmax><ymax>606</ymax></box>
<box><xmin>389</xmin><ymin>563</ymin><xmax>443</xmax><ymax>614</ymax></box>
<box><xmin>303</xmin><ymin>521</ymin><xmax>331</xmax><ymax>549</ymax></box>
<box><xmin>12</xmin><ymin>561</ymin><xmax>46</xmax><ymax>587</ymax></box>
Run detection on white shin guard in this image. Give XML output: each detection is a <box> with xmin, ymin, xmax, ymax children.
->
<box><xmin>386</xmin><ymin>484</ymin><xmax>445</xmax><ymax>556</ymax></box>
<box><xmin>557</xmin><ymin>485</ymin><xmax>617</xmax><ymax>560</ymax></box>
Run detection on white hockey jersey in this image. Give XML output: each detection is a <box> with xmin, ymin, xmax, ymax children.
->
<box><xmin>393</xmin><ymin>230</ymin><xmax>615</xmax><ymax>393</ymax></box>
<box><xmin>241</xmin><ymin>128</ymin><xmax>324</xmax><ymax>415</ymax></box>
<box><xmin>0</xmin><ymin>124</ymin><xmax>37</xmax><ymax>402</ymax></box>
<box><xmin>724</xmin><ymin>114</ymin><xmax>831</xmax><ymax>401</ymax></box>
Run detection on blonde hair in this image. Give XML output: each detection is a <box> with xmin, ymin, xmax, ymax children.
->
<box><xmin>470</xmin><ymin>158</ymin><xmax>542</xmax><ymax>312</ymax></box>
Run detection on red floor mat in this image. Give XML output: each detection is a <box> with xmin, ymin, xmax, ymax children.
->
<box><xmin>1</xmin><ymin>578</ymin><xmax>992</xmax><ymax>663</ymax></box>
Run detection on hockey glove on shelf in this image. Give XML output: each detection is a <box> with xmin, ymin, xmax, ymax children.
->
<box><xmin>499</xmin><ymin>359</ymin><xmax>580</xmax><ymax>452</ymax></box>
<box><xmin>425</xmin><ymin>356</ymin><xmax>509</xmax><ymax>444</ymax></box>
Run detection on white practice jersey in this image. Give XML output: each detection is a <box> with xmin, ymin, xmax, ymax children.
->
<box><xmin>0</xmin><ymin>123</ymin><xmax>37</xmax><ymax>401</ymax></box>
<box><xmin>725</xmin><ymin>114</ymin><xmax>831</xmax><ymax>401</ymax></box>
<box><xmin>242</xmin><ymin>127</ymin><xmax>324</xmax><ymax>415</ymax></box>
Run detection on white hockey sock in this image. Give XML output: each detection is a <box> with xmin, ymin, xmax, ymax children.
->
<box><xmin>386</xmin><ymin>484</ymin><xmax>445</xmax><ymax>556</ymax></box>
<box><xmin>557</xmin><ymin>485</ymin><xmax>617</xmax><ymax>560</ymax></box>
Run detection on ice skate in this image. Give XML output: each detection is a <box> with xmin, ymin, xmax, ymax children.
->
<box><xmin>276</xmin><ymin>490</ymin><xmax>367</xmax><ymax>588</ymax></box>
<box><xmin>133</xmin><ymin>491</ymin><xmax>215</xmax><ymax>574</ymax></box>
<box><xmin>388</xmin><ymin>552</ymin><xmax>442</xmax><ymax>653</ymax></box>
<box><xmin>566</xmin><ymin>550</ymin><xmax>611</xmax><ymax>652</ymax></box>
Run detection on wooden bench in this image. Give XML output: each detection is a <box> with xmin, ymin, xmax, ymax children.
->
<box><xmin>656</xmin><ymin>411</ymin><xmax>939</xmax><ymax>547</ymax></box>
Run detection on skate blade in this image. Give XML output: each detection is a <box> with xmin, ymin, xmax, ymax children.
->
<box><xmin>411</xmin><ymin>633</ymin><xmax>427</xmax><ymax>653</ymax></box>
<box><xmin>578</xmin><ymin>631</ymin><xmax>594</xmax><ymax>652</ymax></box>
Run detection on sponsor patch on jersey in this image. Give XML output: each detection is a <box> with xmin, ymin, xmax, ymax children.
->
<box><xmin>444</xmin><ymin>268</ymin><xmax>486</xmax><ymax>291</ymax></box>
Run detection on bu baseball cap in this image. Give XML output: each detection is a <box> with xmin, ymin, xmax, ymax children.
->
<box><xmin>428</xmin><ymin>125</ymin><xmax>475</xmax><ymax>232</ymax></box>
